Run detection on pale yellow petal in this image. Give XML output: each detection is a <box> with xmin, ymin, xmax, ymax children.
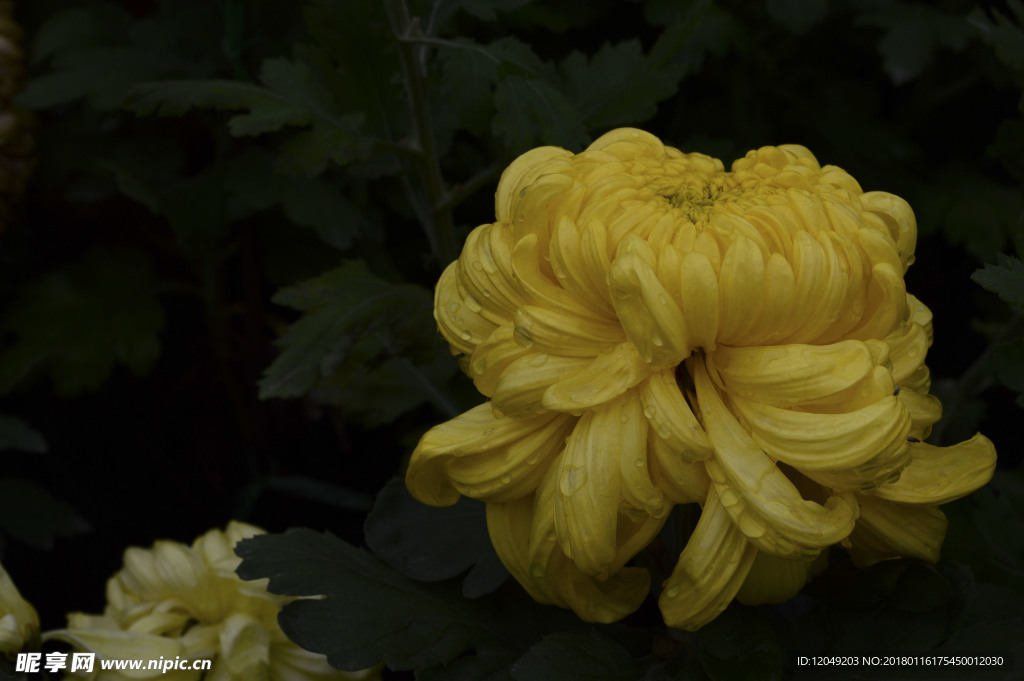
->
<box><xmin>613</xmin><ymin>390</ymin><xmax>665</xmax><ymax>516</ymax></box>
<box><xmin>716</xmin><ymin>234</ymin><xmax>765</xmax><ymax>344</ymax></box>
<box><xmin>845</xmin><ymin>495</ymin><xmax>947</xmax><ymax>567</ymax></box>
<box><xmin>513</xmin><ymin>305</ymin><xmax>623</xmax><ymax>357</ymax></box>
<box><xmin>860</xmin><ymin>191</ymin><xmax>917</xmax><ymax>272</ymax></box>
<box><xmin>659</xmin><ymin>488</ymin><xmax>758</xmax><ymax>631</ymax></box>
<box><xmin>638</xmin><ymin>369</ymin><xmax>712</xmax><ymax>460</ymax></box>
<box><xmin>455</xmin><ymin>223</ymin><xmax>527</xmax><ymax>324</ymax></box>
<box><xmin>736</xmin><ymin>550</ymin><xmax>827</xmax><ymax>606</ymax></box>
<box><xmin>608</xmin><ymin>246</ymin><xmax>690</xmax><ymax>366</ymax></box>
<box><xmin>549</xmin><ymin>216</ymin><xmax>615</xmax><ymax>313</ymax></box>
<box><xmin>406</xmin><ymin>404</ymin><xmax>562</xmax><ymax>506</ymax></box>
<box><xmin>542</xmin><ymin>341</ymin><xmax>651</xmax><ymax>412</ymax></box>
<box><xmin>491</xmin><ymin>354</ymin><xmax>588</xmax><ymax>418</ymax></box>
<box><xmin>873</xmin><ymin>433</ymin><xmax>997</xmax><ymax>505</ymax></box>
<box><xmin>468</xmin><ymin>323</ymin><xmax>530</xmax><ymax>397</ymax></box>
<box><xmin>435</xmin><ymin>263</ymin><xmax>497</xmax><ymax>355</ymax></box>
<box><xmin>648</xmin><ymin>434</ymin><xmax>710</xmax><ymax>504</ymax></box>
<box><xmin>495</xmin><ymin>146</ymin><xmax>573</xmax><ymax>224</ymax></box>
<box><xmin>679</xmin><ymin>250</ymin><xmax>719</xmax><ymax>350</ymax></box>
<box><xmin>694</xmin><ymin>360</ymin><xmax>858</xmax><ymax>553</ymax></box>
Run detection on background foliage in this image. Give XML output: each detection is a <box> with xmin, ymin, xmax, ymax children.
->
<box><xmin>1</xmin><ymin>0</ymin><xmax>1023</xmax><ymax>679</ymax></box>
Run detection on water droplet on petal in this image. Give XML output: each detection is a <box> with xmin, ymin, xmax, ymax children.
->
<box><xmin>644</xmin><ymin>405</ymin><xmax>657</xmax><ymax>419</ymax></box>
<box><xmin>665</xmin><ymin>586</ymin><xmax>681</xmax><ymax>598</ymax></box>
<box><xmin>634</xmin><ymin>458</ymin><xmax>645</xmax><ymax>468</ymax></box>
<box><xmin>500</xmin><ymin>474</ymin><xmax>512</xmax><ymax>485</ymax></box>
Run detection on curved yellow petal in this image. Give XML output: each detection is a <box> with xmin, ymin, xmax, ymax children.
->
<box><xmin>897</xmin><ymin>386</ymin><xmax>942</xmax><ymax>438</ymax></box>
<box><xmin>648</xmin><ymin>433</ymin><xmax>711</xmax><ymax>504</ymax></box>
<box><xmin>659</xmin><ymin>488</ymin><xmax>758</xmax><ymax>631</ymax></box>
<box><xmin>491</xmin><ymin>353</ymin><xmax>589</xmax><ymax>418</ymax></box>
<box><xmin>513</xmin><ymin>305</ymin><xmax>623</xmax><ymax>358</ymax></box>
<box><xmin>638</xmin><ymin>369</ymin><xmax>712</xmax><ymax>459</ymax></box>
<box><xmin>860</xmin><ymin>191</ymin><xmax>917</xmax><ymax>272</ymax></box>
<box><xmin>711</xmin><ymin>340</ymin><xmax>879</xmax><ymax>406</ymax></box>
<box><xmin>694</xmin><ymin>360</ymin><xmax>858</xmax><ymax>553</ymax></box>
<box><xmin>728</xmin><ymin>392</ymin><xmax>911</xmax><ymax>472</ymax></box>
<box><xmin>435</xmin><ymin>263</ymin><xmax>498</xmax><ymax>356</ymax></box>
<box><xmin>542</xmin><ymin>341</ymin><xmax>651</xmax><ymax>412</ymax></box>
<box><xmin>550</xmin><ymin>216</ymin><xmax>615</xmax><ymax>314</ymax></box>
<box><xmin>455</xmin><ymin>223</ymin><xmax>527</xmax><ymax>325</ymax></box>
<box><xmin>679</xmin><ymin>250</ymin><xmax>720</xmax><ymax>351</ymax></box>
<box><xmin>873</xmin><ymin>433</ymin><xmax>997</xmax><ymax>505</ymax></box>
<box><xmin>406</xmin><ymin>404</ymin><xmax>563</xmax><ymax>506</ymax></box>
<box><xmin>554</xmin><ymin>398</ymin><xmax>633</xmax><ymax>578</ymax></box>
<box><xmin>468</xmin><ymin>323</ymin><xmax>531</xmax><ymax>397</ymax></box>
<box><xmin>845</xmin><ymin>495</ymin><xmax>946</xmax><ymax>567</ymax></box>
<box><xmin>717</xmin><ymin>234</ymin><xmax>765</xmax><ymax>344</ymax></box>
<box><xmin>609</xmin><ymin>246</ymin><xmax>690</xmax><ymax>366</ymax></box>
<box><xmin>613</xmin><ymin>390</ymin><xmax>666</xmax><ymax>516</ymax></box>
<box><xmin>495</xmin><ymin>146</ymin><xmax>573</xmax><ymax>224</ymax></box>
<box><xmin>885</xmin><ymin>320</ymin><xmax>930</xmax><ymax>385</ymax></box>
<box><xmin>735</xmin><ymin>550</ymin><xmax>827</xmax><ymax>606</ymax></box>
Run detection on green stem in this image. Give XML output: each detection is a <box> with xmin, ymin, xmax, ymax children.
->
<box><xmin>384</xmin><ymin>0</ymin><xmax>457</xmax><ymax>267</ymax></box>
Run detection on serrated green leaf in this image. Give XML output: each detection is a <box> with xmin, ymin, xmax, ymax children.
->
<box><xmin>511</xmin><ymin>631</ymin><xmax>644</xmax><ymax>681</ymax></box>
<box><xmin>234</xmin><ymin>529</ymin><xmax>576</xmax><ymax>674</ymax></box>
<box><xmin>365</xmin><ymin>478</ymin><xmax>508</xmax><ymax>598</ymax></box>
<box><xmin>493</xmin><ymin>75</ymin><xmax>588</xmax><ymax>153</ymax></box>
<box><xmin>0</xmin><ymin>416</ymin><xmax>46</xmax><ymax>454</ymax></box>
<box><xmin>259</xmin><ymin>262</ymin><xmax>433</xmax><ymax>399</ymax></box>
<box><xmin>0</xmin><ymin>478</ymin><xmax>88</xmax><ymax>550</ymax></box>
<box><xmin>0</xmin><ymin>248</ymin><xmax>165</xmax><ymax>396</ymax></box>
<box><xmin>29</xmin><ymin>6</ymin><xmax>134</xmax><ymax>64</ymax></box>
<box><xmin>453</xmin><ymin>0</ymin><xmax>532</xmax><ymax>23</ymax></box>
<box><xmin>973</xmin><ymin>254</ymin><xmax>1024</xmax><ymax>311</ymax></box>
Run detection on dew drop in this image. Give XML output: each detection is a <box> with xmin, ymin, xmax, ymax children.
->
<box><xmin>561</xmin><ymin>467</ymin><xmax>588</xmax><ymax>495</ymax></box>
<box><xmin>472</xmin><ymin>260</ymin><xmax>484</xmax><ymax>272</ymax></box>
<box><xmin>483</xmin><ymin>427</ymin><xmax>496</xmax><ymax>436</ymax></box>
<box><xmin>447</xmin><ymin>301</ymin><xmax>460</xmax><ymax>313</ymax></box>
<box><xmin>528</xmin><ymin>354</ymin><xmax>548</xmax><ymax>367</ymax></box>
<box><xmin>500</xmin><ymin>474</ymin><xmax>513</xmax><ymax>485</ymax></box>
<box><xmin>465</xmin><ymin>295</ymin><xmax>483</xmax><ymax>313</ymax></box>
<box><xmin>460</xmin><ymin>330</ymin><xmax>472</xmax><ymax>341</ymax></box>
<box><xmin>644</xmin><ymin>405</ymin><xmax>657</xmax><ymax>419</ymax></box>
<box><xmin>665</xmin><ymin>586</ymin><xmax>681</xmax><ymax>598</ymax></box>
<box><xmin>634</xmin><ymin>458</ymin><xmax>645</xmax><ymax>468</ymax></box>
<box><xmin>620</xmin><ymin>413</ymin><xmax>630</xmax><ymax>424</ymax></box>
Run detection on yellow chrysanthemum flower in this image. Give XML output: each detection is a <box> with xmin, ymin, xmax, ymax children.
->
<box><xmin>46</xmin><ymin>521</ymin><xmax>380</xmax><ymax>680</ymax></box>
<box><xmin>0</xmin><ymin>562</ymin><xmax>39</xmax><ymax>656</ymax></box>
<box><xmin>406</xmin><ymin>128</ymin><xmax>997</xmax><ymax>629</ymax></box>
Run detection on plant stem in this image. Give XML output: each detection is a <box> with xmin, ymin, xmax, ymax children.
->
<box><xmin>384</xmin><ymin>0</ymin><xmax>457</xmax><ymax>267</ymax></box>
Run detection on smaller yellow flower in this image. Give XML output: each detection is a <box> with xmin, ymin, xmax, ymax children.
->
<box><xmin>0</xmin><ymin>562</ymin><xmax>39</xmax><ymax>656</ymax></box>
<box><xmin>46</xmin><ymin>521</ymin><xmax>380</xmax><ymax>681</ymax></box>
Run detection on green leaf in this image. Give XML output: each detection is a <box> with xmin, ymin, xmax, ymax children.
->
<box><xmin>511</xmin><ymin>631</ymin><xmax>644</xmax><ymax>681</ymax></box>
<box><xmin>259</xmin><ymin>261</ymin><xmax>433</xmax><ymax>399</ymax></box>
<box><xmin>0</xmin><ymin>478</ymin><xmax>88</xmax><ymax>550</ymax></box>
<box><xmin>857</xmin><ymin>3</ymin><xmax>974</xmax><ymax>85</ymax></box>
<box><xmin>973</xmin><ymin>254</ymin><xmax>1024</xmax><ymax>313</ymax></box>
<box><xmin>0</xmin><ymin>416</ymin><xmax>46</xmax><ymax>454</ymax></box>
<box><xmin>365</xmin><ymin>479</ymin><xmax>508</xmax><ymax>598</ymax></box>
<box><xmin>0</xmin><ymin>248</ymin><xmax>165</xmax><ymax>396</ymax></box>
<box><xmin>493</xmin><ymin>75</ymin><xmax>588</xmax><ymax>153</ymax></box>
<box><xmin>235</xmin><ymin>529</ymin><xmax>576</xmax><ymax>674</ymax></box>
<box><xmin>766</xmin><ymin>0</ymin><xmax>829</xmax><ymax>34</ymax></box>
<box><xmin>994</xmin><ymin>340</ymin><xmax>1024</xmax><ymax>406</ymax></box>
<box><xmin>698</xmin><ymin>605</ymin><xmax>782</xmax><ymax>681</ymax></box>
<box><xmin>970</xmin><ymin>1</ymin><xmax>1024</xmax><ymax>73</ymax></box>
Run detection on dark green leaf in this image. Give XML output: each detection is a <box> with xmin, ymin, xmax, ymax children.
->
<box><xmin>511</xmin><ymin>630</ymin><xmax>644</xmax><ymax>681</ymax></box>
<box><xmin>365</xmin><ymin>478</ymin><xmax>508</xmax><ymax>598</ymax></box>
<box><xmin>698</xmin><ymin>606</ymin><xmax>782</xmax><ymax>681</ymax></box>
<box><xmin>493</xmin><ymin>75</ymin><xmax>588</xmax><ymax>153</ymax></box>
<box><xmin>0</xmin><ymin>478</ymin><xmax>88</xmax><ymax>550</ymax></box>
<box><xmin>0</xmin><ymin>416</ymin><xmax>46</xmax><ymax>454</ymax></box>
<box><xmin>259</xmin><ymin>261</ymin><xmax>433</xmax><ymax>399</ymax></box>
<box><xmin>973</xmin><ymin>254</ymin><xmax>1024</xmax><ymax>312</ymax></box>
<box><xmin>235</xmin><ymin>529</ymin><xmax>572</xmax><ymax>674</ymax></box>
<box><xmin>858</xmin><ymin>3</ymin><xmax>974</xmax><ymax>84</ymax></box>
<box><xmin>0</xmin><ymin>248</ymin><xmax>165</xmax><ymax>396</ymax></box>
<box><xmin>970</xmin><ymin>1</ymin><xmax>1024</xmax><ymax>73</ymax></box>
<box><xmin>766</xmin><ymin>0</ymin><xmax>828</xmax><ymax>34</ymax></box>
<box><xmin>995</xmin><ymin>339</ymin><xmax>1024</xmax><ymax>401</ymax></box>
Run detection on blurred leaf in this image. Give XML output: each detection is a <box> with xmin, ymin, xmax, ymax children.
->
<box><xmin>973</xmin><ymin>254</ymin><xmax>1024</xmax><ymax>314</ymax></box>
<box><xmin>365</xmin><ymin>478</ymin><xmax>508</xmax><ymax>598</ymax></box>
<box><xmin>970</xmin><ymin>1</ymin><xmax>1024</xmax><ymax>73</ymax></box>
<box><xmin>0</xmin><ymin>478</ymin><xmax>88</xmax><ymax>550</ymax></box>
<box><xmin>766</xmin><ymin>0</ymin><xmax>828</xmax><ymax>34</ymax></box>
<box><xmin>259</xmin><ymin>261</ymin><xmax>433</xmax><ymax>399</ymax></box>
<box><xmin>0</xmin><ymin>416</ymin><xmax>46</xmax><ymax>454</ymax></box>
<box><xmin>0</xmin><ymin>248</ymin><xmax>165</xmax><ymax>396</ymax></box>
<box><xmin>314</xmin><ymin>354</ymin><xmax>461</xmax><ymax>426</ymax></box>
<box><xmin>994</xmin><ymin>339</ymin><xmax>1024</xmax><ymax>407</ymax></box>
<box><xmin>236</xmin><ymin>476</ymin><xmax>374</xmax><ymax>518</ymax></box>
<box><xmin>858</xmin><ymin>2</ymin><xmax>974</xmax><ymax>84</ymax></box>
<box><xmin>511</xmin><ymin>630</ymin><xmax>643</xmax><ymax>681</ymax></box>
<box><xmin>235</xmin><ymin>529</ymin><xmax>577</xmax><ymax>675</ymax></box>
<box><xmin>698</xmin><ymin>605</ymin><xmax>782</xmax><ymax>681</ymax></box>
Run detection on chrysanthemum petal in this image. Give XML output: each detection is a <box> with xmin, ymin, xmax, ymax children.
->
<box><xmin>495</xmin><ymin>146</ymin><xmax>573</xmax><ymax>224</ymax></box>
<box><xmin>550</xmin><ymin>216</ymin><xmax>615</xmax><ymax>313</ymax></box>
<box><xmin>735</xmin><ymin>550</ymin><xmax>827</xmax><ymax>606</ymax></box>
<box><xmin>406</xmin><ymin>404</ymin><xmax>564</xmax><ymax>506</ymax></box>
<box><xmin>860</xmin><ymin>191</ymin><xmax>917</xmax><ymax>272</ymax></box>
<box><xmin>492</xmin><ymin>354</ymin><xmax>589</xmax><ymax>418</ymax></box>
<box><xmin>844</xmin><ymin>495</ymin><xmax>946</xmax><ymax>567</ymax></box>
<box><xmin>897</xmin><ymin>386</ymin><xmax>942</xmax><ymax>437</ymax></box>
<box><xmin>679</xmin><ymin>250</ymin><xmax>719</xmax><ymax>350</ymax></box>
<box><xmin>513</xmin><ymin>305</ymin><xmax>623</xmax><ymax>357</ymax></box>
<box><xmin>710</xmin><ymin>341</ymin><xmax>878</xmax><ymax>406</ymax></box>
<box><xmin>554</xmin><ymin>398</ymin><xmax>635</xmax><ymax>577</ymax></box>
<box><xmin>659</xmin><ymin>488</ymin><xmax>758</xmax><ymax>631</ymax></box>
<box><xmin>717</xmin><ymin>235</ymin><xmax>765</xmax><ymax>344</ymax></box>
<box><xmin>647</xmin><ymin>434</ymin><xmax>710</xmax><ymax>504</ymax></box>
<box><xmin>873</xmin><ymin>433</ymin><xmax>997</xmax><ymax>505</ymax></box>
<box><xmin>694</xmin><ymin>360</ymin><xmax>858</xmax><ymax>552</ymax></box>
<box><xmin>512</xmin><ymin>233</ymin><xmax>607</xmax><ymax>321</ymax></box>
<box><xmin>727</xmin><ymin>391</ymin><xmax>911</xmax><ymax>472</ymax></box>
<box><xmin>468</xmin><ymin>323</ymin><xmax>531</xmax><ymax>397</ymax></box>
<box><xmin>885</xmin><ymin>319</ymin><xmax>930</xmax><ymax>385</ymax></box>
<box><xmin>435</xmin><ymin>263</ymin><xmax>497</xmax><ymax>356</ymax></box>
<box><xmin>639</xmin><ymin>369</ymin><xmax>712</xmax><ymax>459</ymax></box>
<box><xmin>456</xmin><ymin>223</ymin><xmax>528</xmax><ymax>324</ymax></box>
<box><xmin>609</xmin><ymin>246</ymin><xmax>689</xmax><ymax>366</ymax></box>
<box><xmin>781</xmin><ymin>231</ymin><xmax>827</xmax><ymax>341</ymax></box>
<box><xmin>543</xmin><ymin>341</ymin><xmax>651</xmax><ymax>411</ymax></box>
<box><xmin>613</xmin><ymin>391</ymin><xmax>665</xmax><ymax>516</ymax></box>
